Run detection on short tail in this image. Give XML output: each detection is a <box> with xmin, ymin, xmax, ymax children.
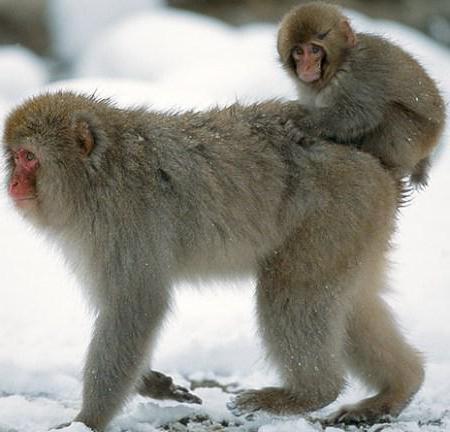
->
<box><xmin>410</xmin><ymin>157</ymin><xmax>431</xmax><ymax>189</ymax></box>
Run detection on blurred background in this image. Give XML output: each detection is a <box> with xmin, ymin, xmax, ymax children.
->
<box><xmin>1</xmin><ymin>0</ymin><xmax>450</xmax><ymax>78</ymax></box>
<box><xmin>0</xmin><ymin>0</ymin><xmax>448</xmax><ymax>117</ymax></box>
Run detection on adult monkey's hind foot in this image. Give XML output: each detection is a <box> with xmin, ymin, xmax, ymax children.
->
<box><xmin>229</xmin><ymin>386</ymin><xmax>340</xmax><ymax>416</ymax></box>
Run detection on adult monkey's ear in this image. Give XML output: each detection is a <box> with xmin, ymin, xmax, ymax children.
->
<box><xmin>72</xmin><ymin>112</ymin><xmax>97</xmax><ymax>157</ymax></box>
<box><xmin>339</xmin><ymin>19</ymin><xmax>357</xmax><ymax>48</ymax></box>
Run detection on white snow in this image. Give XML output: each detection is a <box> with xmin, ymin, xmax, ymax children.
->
<box><xmin>0</xmin><ymin>46</ymin><xmax>48</xmax><ymax>105</ymax></box>
<box><xmin>0</xmin><ymin>2</ymin><xmax>449</xmax><ymax>432</ymax></box>
<box><xmin>48</xmin><ymin>0</ymin><xmax>164</xmax><ymax>62</ymax></box>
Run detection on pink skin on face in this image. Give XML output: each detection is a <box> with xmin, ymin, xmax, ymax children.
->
<box><xmin>9</xmin><ymin>148</ymin><xmax>39</xmax><ymax>206</ymax></box>
<box><xmin>292</xmin><ymin>43</ymin><xmax>325</xmax><ymax>83</ymax></box>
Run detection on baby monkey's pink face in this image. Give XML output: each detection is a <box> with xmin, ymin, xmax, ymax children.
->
<box><xmin>8</xmin><ymin>147</ymin><xmax>40</xmax><ymax>209</ymax></box>
<box><xmin>291</xmin><ymin>42</ymin><xmax>325</xmax><ymax>83</ymax></box>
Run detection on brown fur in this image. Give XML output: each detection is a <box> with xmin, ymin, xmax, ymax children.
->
<box><xmin>278</xmin><ymin>1</ymin><xmax>446</xmax><ymax>187</ymax></box>
<box><xmin>3</xmin><ymin>91</ymin><xmax>423</xmax><ymax>430</ymax></box>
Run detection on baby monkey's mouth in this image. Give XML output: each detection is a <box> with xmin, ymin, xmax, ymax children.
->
<box><xmin>300</xmin><ymin>71</ymin><xmax>321</xmax><ymax>83</ymax></box>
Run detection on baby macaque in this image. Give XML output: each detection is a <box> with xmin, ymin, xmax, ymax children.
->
<box><xmin>277</xmin><ymin>1</ymin><xmax>445</xmax><ymax>187</ymax></box>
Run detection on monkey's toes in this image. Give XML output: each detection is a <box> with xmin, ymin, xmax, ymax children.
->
<box><xmin>227</xmin><ymin>389</ymin><xmax>275</xmax><ymax>416</ymax></box>
<box><xmin>226</xmin><ymin>397</ymin><xmax>242</xmax><ymax>416</ymax></box>
<box><xmin>229</xmin><ymin>387</ymin><xmax>311</xmax><ymax>416</ymax></box>
<box><xmin>226</xmin><ymin>396</ymin><xmax>257</xmax><ymax>419</ymax></box>
<box><xmin>324</xmin><ymin>406</ymin><xmax>393</xmax><ymax>426</ymax></box>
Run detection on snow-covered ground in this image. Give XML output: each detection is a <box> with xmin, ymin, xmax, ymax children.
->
<box><xmin>0</xmin><ymin>2</ymin><xmax>449</xmax><ymax>431</ymax></box>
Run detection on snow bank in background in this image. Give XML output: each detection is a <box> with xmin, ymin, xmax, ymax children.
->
<box><xmin>76</xmin><ymin>9</ymin><xmax>234</xmax><ymax>80</ymax></box>
<box><xmin>75</xmin><ymin>7</ymin><xmax>450</xmax><ymax>98</ymax></box>
<box><xmin>70</xmin><ymin>7</ymin><xmax>450</xmax><ymax>113</ymax></box>
<box><xmin>0</xmin><ymin>3</ymin><xmax>449</xmax><ymax>432</ymax></box>
<box><xmin>75</xmin><ymin>10</ymin><xmax>294</xmax><ymax>104</ymax></box>
<box><xmin>48</xmin><ymin>0</ymin><xmax>164</xmax><ymax>61</ymax></box>
<box><xmin>0</xmin><ymin>46</ymin><xmax>48</xmax><ymax>104</ymax></box>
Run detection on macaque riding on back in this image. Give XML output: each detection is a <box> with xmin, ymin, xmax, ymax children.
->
<box><xmin>277</xmin><ymin>1</ymin><xmax>445</xmax><ymax>187</ymax></box>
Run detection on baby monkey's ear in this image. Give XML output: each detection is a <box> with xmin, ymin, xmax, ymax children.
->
<box><xmin>339</xmin><ymin>19</ymin><xmax>357</xmax><ymax>48</ymax></box>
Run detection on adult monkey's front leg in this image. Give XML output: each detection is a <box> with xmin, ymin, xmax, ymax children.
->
<box><xmin>75</xmin><ymin>273</ymin><xmax>170</xmax><ymax>431</ymax></box>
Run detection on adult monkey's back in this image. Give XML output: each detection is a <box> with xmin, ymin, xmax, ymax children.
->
<box><xmin>3</xmin><ymin>92</ymin><xmax>423</xmax><ymax>430</ymax></box>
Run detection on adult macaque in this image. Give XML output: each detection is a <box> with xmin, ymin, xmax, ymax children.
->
<box><xmin>4</xmin><ymin>91</ymin><xmax>423</xmax><ymax>430</ymax></box>
<box><xmin>277</xmin><ymin>1</ymin><xmax>445</xmax><ymax>187</ymax></box>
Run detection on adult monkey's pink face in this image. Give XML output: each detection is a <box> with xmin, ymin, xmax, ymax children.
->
<box><xmin>8</xmin><ymin>147</ymin><xmax>40</xmax><ymax>210</ymax></box>
<box><xmin>4</xmin><ymin>97</ymin><xmax>96</xmax><ymax>224</ymax></box>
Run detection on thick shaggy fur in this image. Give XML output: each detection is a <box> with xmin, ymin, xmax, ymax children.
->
<box><xmin>4</xmin><ymin>92</ymin><xmax>423</xmax><ymax>430</ymax></box>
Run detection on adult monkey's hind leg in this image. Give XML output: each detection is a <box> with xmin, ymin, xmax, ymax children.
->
<box><xmin>327</xmin><ymin>267</ymin><xmax>424</xmax><ymax>425</ymax></box>
<box><xmin>231</xmin><ymin>231</ymin><xmax>350</xmax><ymax>415</ymax></box>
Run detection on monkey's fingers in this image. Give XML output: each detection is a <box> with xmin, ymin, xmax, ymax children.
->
<box><xmin>49</xmin><ymin>422</ymin><xmax>90</xmax><ymax>431</ymax></box>
<box><xmin>285</xmin><ymin>119</ymin><xmax>306</xmax><ymax>142</ymax></box>
<box><xmin>50</xmin><ymin>423</ymin><xmax>71</xmax><ymax>430</ymax></box>
<box><xmin>138</xmin><ymin>370</ymin><xmax>202</xmax><ymax>404</ymax></box>
<box><xmin>284</xmin><ymin>119</ymin><xmax>319</xmax><ymax>148</ymax></box>
<box><xmin>170</xmin><ymin>384</ymin><xmax>203</xmax><ymax>405</ymax></box>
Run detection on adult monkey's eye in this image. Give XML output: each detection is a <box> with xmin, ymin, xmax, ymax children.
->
<box><xmin>26</xmin><ymin>151</ymin><xmax>35</xmax><ymax>161</ymax></box>
<box><xmin>311</xmin><ymin>45</ymin><xmax>321</xmax><ymax>54</ymax></box>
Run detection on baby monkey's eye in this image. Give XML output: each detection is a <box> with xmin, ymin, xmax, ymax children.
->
<box><xmin>292</xmin><ymin>46</ymin><xmax>303</xmax><ymax>59</ymax></box>
<box><xmin>311</xmin><ymin>45</ymin><xmax>321</xmax><ymax>54</ymax></box>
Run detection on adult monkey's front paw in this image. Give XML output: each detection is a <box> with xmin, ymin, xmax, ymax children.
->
<box><xmin>50</xmin><ymin>421</ymin><xmax>94</xmax><ymax>431</ymax></box>
<box><xmin>138</xmin><ymin>370</ymin><xmax>202</xmax><ymax>405</ymax></box>
<box><xmin>50</xmin><ymin>422</ymin><xmax>72</xmax><ymax>430</ymax></box>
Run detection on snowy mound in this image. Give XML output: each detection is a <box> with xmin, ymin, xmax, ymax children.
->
<box><xmin>0</xmin><ymin>46</ymin><xmax>48</xmax><ymax>103</ymax></box>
